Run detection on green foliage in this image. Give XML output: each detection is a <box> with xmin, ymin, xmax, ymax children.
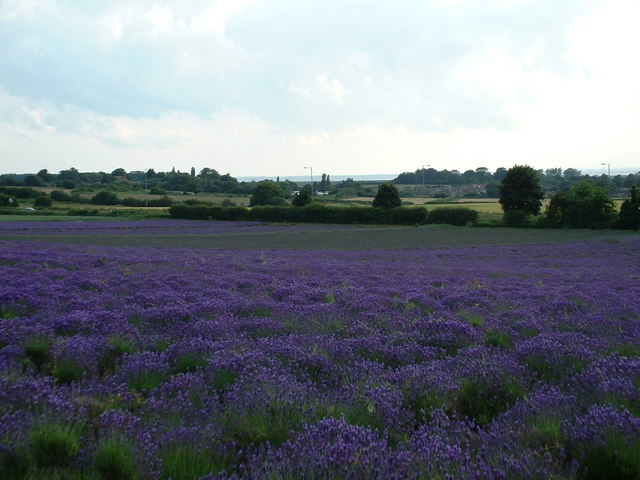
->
<box><xmin>24</xmin><ymin>336</ymin><xmax>52</xmax><ymax>372</ymax></box>
<box><xmin>614</xmin><ymin>185</ymin><xmax>640</xmax><ymax>230</ymax></box>
<box><xmin>150</xmin><ymin>185</ymin><xmax>167</xmax><ymax>195</ymax></box>
<box><xmin>454</xmin><ymin>376</ymin><xmax>525</xmax><ymax>425</ymax></box>
<box><xmin>547</xmin><ymin>182</ymin><xmax>616</xmax><ymax>229</ymax></box>
<box><xmin>49</xmin><ymin>190</ymin><xmax>72</xmax><ymax>202</ymax></box>
<box><xmin>90</xmin><ymin>191</ymin><xmax>120</xmax><ymax>205</ymax></box>
<box><xmin>372</xmin><ymin>183</ymin><xmax>401</xmax><ymax>209</ymax></box>
<box><xmin>29</xmin><ymin>422</ymin><xmax>81</xmax><ymax>468</ymax></box>
<box><xmin>53</xmin><ymin>358</ymin><xmax>85</xmax><ymax>384</ymax></box>
<box><xmin>160</xmin><ymin>444</ymin><xmax>230</xmax><ymax>480</ymax></box>
<box><xmin>503</xmin><ymin>208</ymin><xmax>530</xmax><ymax>227</ymax></box>
<box><xmin>173</xmin><ymin>353</ymin><xmax>208</xmax><ymax>374</ymax></box>
<box><xmin>94</xmin><ymin>438</ymin><xmax>138</xmax><ymax>480</ymax></box>
<box><xmin>127</xmin><ymin>371</ymin><xmax>166</xmax><ymax>393</ymax></box>
<box><xmin>578</xmin><ymin>433</ymin><xmax>640</xmax><ymax>480</ymax></box>
<box><xmin>169</xmin><ymin>203</ymin><xmax>428</xmax><ymax>225</ymax></box>
<box><xmin>483</xmin><ymin>330</ymin><xmax>513</xmax><ymax>349</ymax></box>
<box><xmin>499</xmin><ymin>165</ymin><xmax>544</xmax><ymax>215</ymax></box>
<box><xmin>249</xmin><ymin>181</ymin><xmax>287</xmax><ymax>206</ymax></box>
<box><xmin>291</xmin><ymin>187</ymin><xmax>312</xmax><ymax>207</ymax></box>
<box><xmin>0</xmin><ymin>447</ymin><xmax>29</xmax><ymax>479</ymax></box>
<box><xmin>0</xmin><ymin>193</ymin><xmax>19</xmax><ymax>207</ymax></box>
<box><xmin>34</xmin><ymin>195</ymin><xmax>52</xmax><ymax>207</ymax></box>
<box><xmin>427</xmin><ymin>207</ymin><xmax>478</xmax><ymax>226</ymax></box>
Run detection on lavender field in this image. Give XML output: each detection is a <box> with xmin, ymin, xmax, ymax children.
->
<box><xmin>1</xmin><ymin>221</ymin><xmax>639</xmax><ymax>479</ymax></box>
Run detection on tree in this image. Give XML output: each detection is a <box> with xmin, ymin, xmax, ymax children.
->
<box><xmin>292</xmin><ymin>186</ymin><xmax>312</xmax><ymax>207</ymax></box>
<box><xmin>614</xmin><ymin>185</ymin><xmax>640</xmax><ymax>230</ymax></box>
<box><xmin>372</xmin><ymin>183</ymin><xmax>401</xmax><ymax>209</ymax></box>
<box><xmin>90</xmin><ymin>191</ymin><xmax>119</xmax><ymax>205</ymax></box>
<box><xmin>499</xmin><ymin>165</ymin><xmax>544</xmax><ymax>216</ymax></box>
<box><xmin>546</xmin><ymin>182</ymin><xmax>616</xmax><ymax>229</ymax></box>
<box><xmin>249</xmin><ymin>181</ymin><xmax>287</xmax><ymax>206</ymax></box>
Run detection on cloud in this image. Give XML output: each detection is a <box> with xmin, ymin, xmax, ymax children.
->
<box><xmin>1</xmin><ymin>0</ymin><xmax>639</xmax><ymax>176</ymax></box>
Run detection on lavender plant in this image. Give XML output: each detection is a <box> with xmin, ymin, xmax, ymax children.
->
<box><xmin>1</xmin><ymin>221</ymin><xmax>639</xmax><ymax>479</ymax></box>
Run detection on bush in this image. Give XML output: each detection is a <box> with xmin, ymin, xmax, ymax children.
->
<box><xmin>372</xmin><ymin>183</ymin><xmax>401</xmax><ymax>209</ymax></box>
<box><xmin>614</xmin><ymin>185</ymin><xmax>640</xmax><ymax>230</ymax></box>
<box><xmin>33</xmin><ymin>195</ymin><xmax>52</xmax><ymax>207</ymax></box>
<box><xmin>91</xmin><ymin>191</ymin><xmax>120</xmax><ymax>205</ymax></box>
<box><xmin>292</xmin><ymin>188</ymin><xmax>312</xmax><ymax>207</ymax></box>
<box><xmin>170</xmin><ymin>203</ymin><xmax>428</xmax><ymax>225</ymax></box>
<box><xmin>503</xmin><ymin>209</ymin><xmax>530</xmax><ymax>227</ymax></box>
<box><xmin>547</xmin><ymin>182</ymin><xmax>616</xmax><ymax>229</ymax></box>
<box><xmin>0</xmin><ymin>193</ymin><xmax>18</xmax><ymax>207</ymax></box>
<box><xmin>250</xmin><ymin>181</ymin><xmax>287</xmax><ymax>206</ymax></box>
<box><xmin>427</xmin><ymin>207</ymin><xmax>478</xmax><ymax>226</ymax></box>
<box><xmin>50</xmin><ymin>190</ymin><xmax>72</xmax><ymax>202</ymax></box>
<box><xmin>150</xmin><ymin>186</ymin><xmax>167</xmax><ymax>195</ymax></box>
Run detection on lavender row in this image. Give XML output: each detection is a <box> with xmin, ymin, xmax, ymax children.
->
<box><xmin>1</xmin><ymin>235</ymin><xmax>639</xmax><ymax>479</ymax></box>
<box><xmin>0</xmin><ymin>219</ymin><xmax>360</xmax><ymax>236</ymax></box>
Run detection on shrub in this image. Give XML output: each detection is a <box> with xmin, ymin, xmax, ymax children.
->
<box><xmin>614</xmin><ymin>184</ymin><xmax>640</xmax><ymax>230</ymax></box>
<box><xmin>0</xmin><ymin>193</ymin><xmax>18</xmax><ymax>207</ymax></box>
<box><xmin>249</xmin><ymin>181</ymin><xmax>287</xmax><ymax>206</ymax></box>
<box><xmin>372</xmin><ymin>183</ymin><xmax>401</xmax><ymax>209</ymax></box>
<box><xmin>50</xmin><ymin>190</ymin><xmax>72</xmax><ymax>202</ymax></box>
<box><xmin>292</xmin><ymin>187</ymin><xmax>312</xmax><ymax>207</ymax></box>
<box><xmin>546</xmin><ymin>182</ymin><xmax>616</xmax><ymax>229</ymax></box>
<box><xmin>91</xmin><ymin>191</ymin><xmax>120</xmax><ymax>205</ymax></box>
<box><xmin>34</xmin><ymin>195</ymin><xmax>53</xmax><ymax>207</ymax></box>
<box><xmin>427</xmin><ymin>207</ymin><xmax>478</xmax><ymax>226</ymax></box>
<box><xmin>503</xmin><ymin>208</ymin><xmax>530</xmax><ymax>227</ymax></box>
<box><xmin>150</xmin><ymin>186</ymin><xmax>167</xmax><ymax>195</ymax></box>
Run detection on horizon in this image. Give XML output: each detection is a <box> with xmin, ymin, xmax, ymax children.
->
<box><xmin>2</xmin><ymin>166</ymin><xmax>639</xmax><ymax>184</ymax></box>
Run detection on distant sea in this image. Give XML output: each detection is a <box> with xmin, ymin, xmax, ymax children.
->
<box><xmin>237</xmin><ymin>174</ymin><xmax>396</xmax><ymax>182</ymax></box>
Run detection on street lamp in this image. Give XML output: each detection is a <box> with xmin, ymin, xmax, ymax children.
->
<box><xmin>304</xmin><ymin>166</ymin><xmax>314</xmax><ymax>195</ymax></box>
<box><xmin>601</xmin><ymin>162</ymin><xmax>611</xmax><ymax>196</ymax></box>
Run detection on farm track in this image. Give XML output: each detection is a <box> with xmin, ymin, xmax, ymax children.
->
<box><xmin>2</xmin><ymin>224</ymin><xmax>635</xmax><ymax>249</ymax></box>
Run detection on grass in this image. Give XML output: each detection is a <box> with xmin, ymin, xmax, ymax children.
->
<box><xmin>1</xmin><ymin>224</ymin><xmax>635</xmax><ymax>250</ymax></box>
<box><xmin>94</xmin><ymin>438</ymin><xmax>138</xmax><ymax>480</ymax></box>
<box><xmin>29</xmin><ymin>421</ymin><xmax>81</xmax><ymax>468</ymax></box>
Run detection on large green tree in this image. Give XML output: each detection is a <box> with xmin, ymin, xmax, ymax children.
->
<box><xmin>249</xmin><ymin>181</ymin><xmax>287</xmax><ymax>206</ymax></box>
<box><xmin>499</xmin><ymin>165</ymin><xmax>544</xmax><ymax>215</ymax></box>
<box><xmin>614</xmin><ymin>185</ymin><xmax>639</xmax><ymax>230</ymax></box>
<box><xmin>546</xmin><ymin>182</ymin><xmax>616</xmax><ymax>229</ymax></box>
<box><xmin>372</xmin><ymin>183</ymin><xmax>401</xmax><ymax>209</ymax></box>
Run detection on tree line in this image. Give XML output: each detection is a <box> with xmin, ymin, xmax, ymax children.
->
<box><xmin>394</xmin><ymin>166</ymin><xmax>640</xmax><ymax>195</ymax></box>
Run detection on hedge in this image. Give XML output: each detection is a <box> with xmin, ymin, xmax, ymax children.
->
<box><xmin>169</xmin><ymin>203</ymin><xmax>428</xmax><ymax>225</ymax></box>
<box><xmin>426</xmin><ymin>207</ymin><xmax>478</xmax><ymax>226</ymax></box>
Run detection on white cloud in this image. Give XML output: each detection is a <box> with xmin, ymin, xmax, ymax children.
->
<box><xmin>1</xmin><ymin>0</ymin><xmax>639</xmax><ymax>176</ymax></box>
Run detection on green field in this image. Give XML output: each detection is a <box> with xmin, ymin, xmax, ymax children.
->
<box><xmin>2</xmin><ymin>222</ymin><xmax>635</xmax><ymax>250</ymax></box>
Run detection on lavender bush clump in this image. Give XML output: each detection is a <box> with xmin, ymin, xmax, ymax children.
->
<box><xmin>1</xmin><ymin>221</ymin><xmax>639</xmax><ymax>479</ymax></box>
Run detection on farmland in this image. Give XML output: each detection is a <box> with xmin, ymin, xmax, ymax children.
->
<box><xmin>1</xmin><ymin>220</ymin><xmax>639</xmax><ymax>479</ymax></box>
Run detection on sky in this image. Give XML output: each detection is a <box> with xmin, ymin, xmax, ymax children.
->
<box><xmin>1</xmin><ymin>0</ymin><xmax>639</xmax><ymax>178</ymax></box>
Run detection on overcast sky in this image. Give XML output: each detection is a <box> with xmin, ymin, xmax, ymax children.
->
<box><xmin>1</xmin><ymin>0</ymin><xmax>639</xmax><ymax>178</ymax></box>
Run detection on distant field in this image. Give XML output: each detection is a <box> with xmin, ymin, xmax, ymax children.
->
<box><xmin>1</xmin><ymin>220</ymin><xmax>635</xmax><ymax>250</ymax></box>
